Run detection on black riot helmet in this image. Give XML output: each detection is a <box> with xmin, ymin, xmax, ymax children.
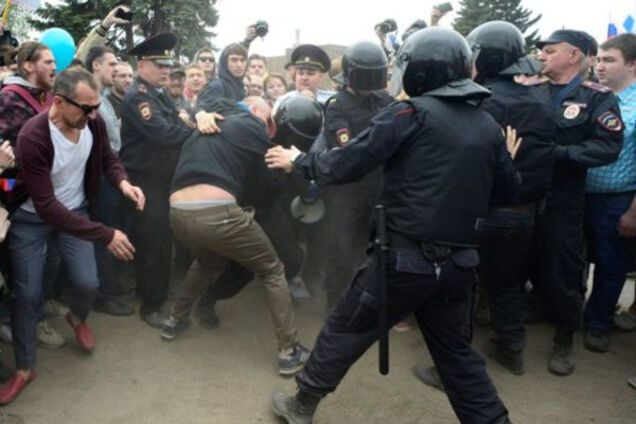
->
<box><xmin>272</xmin><ymin>95</ymin><xmax>324</xmax><ymax>152</ymax></box>
<box><xmin>396</xmin><ymin>27</ymin><xmax>472</xmax><ymax>97</ymax></box>
<box><xmin>466</xmin><ymin>21</ymin><xmax>526</xmax><ymax>80</ymax></box>
<box><xmin>342</xmin><ymin>41</ymin><xmax>388</xmax><ymax>91</ymax></box>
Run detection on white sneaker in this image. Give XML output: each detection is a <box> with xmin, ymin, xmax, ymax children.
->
<box><xmin>45</xmin><ymin>300</ymin><xmax>70</xmax><ymax>317</ymax></box>
<box><xmin>37</xmin><ymin>320</ymin><xmax>66</xmax><ymax>349</ymax></box>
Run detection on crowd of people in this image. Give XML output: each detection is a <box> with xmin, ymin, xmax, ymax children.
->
<box><xmin>0</xmin><ymin>3</ymin><xmax>635</xmax><ymax>423</ymax></box>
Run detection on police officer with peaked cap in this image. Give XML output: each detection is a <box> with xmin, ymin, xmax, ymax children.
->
<box><xmin>530</xmin><ymin>29</ymin><xmax>623</xmax><ymax>376</ymax></box>
<box><xmin>119</xmin><ymin>33</ymin><xmax>195</xmax><ymax>327</ymax></box>
<box><xmin>266</xmin><ymin>27</ymin><xmax>518</xmax><ymax>424</ymax></box>
<box><xmin>275</xmin><ymin>44</ymin><xmax>335</xmax><ymax>106</ymax></box>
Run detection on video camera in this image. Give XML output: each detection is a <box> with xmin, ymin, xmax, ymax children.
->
<box><xmin>375</xmin><ymin>18</ymin><xmax>397</xmax><ymax>34</ymax></box>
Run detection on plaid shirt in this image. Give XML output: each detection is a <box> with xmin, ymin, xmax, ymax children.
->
<box><xmin>587</xmin><ymin>82</ymin><xmax>636</xmax><ymax>193</ymax></box>
<box><xmin>0</xmin><ymin>79</ymin><xmax>51</xmax><ymax>146</ymax></box>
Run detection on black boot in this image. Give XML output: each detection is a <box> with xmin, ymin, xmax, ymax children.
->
<box><xmin>195</xmin><ymin>298</ymin><xmax>219</xmax><ymax>328</ymax></box>
<box><xmin>494</xmin><ymin>343</ymin><xmax>524</xmax><ymax>375</ymax></box>
<box><xmin>271</xmin><ymin>390</ymin><xmax>320</xmax><ymax>424</ymax></box>
<box><xmin>548</xmin><ymin>329</ymin><xmax>575</xmax><ymax>376</ymax></box>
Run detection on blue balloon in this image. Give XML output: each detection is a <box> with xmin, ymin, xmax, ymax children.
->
<box><xmin>40</xmin><ymin>28</ymin><xmax>76</xmax><ymax>72</ymax></box>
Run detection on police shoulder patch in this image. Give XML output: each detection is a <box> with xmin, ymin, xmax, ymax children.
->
<box><xmin>597</xmin><ymin>111</ymin><xmax>623</xmax><ymax>132</ymax></box>
<box><xmin>336</xmin><ymin>128</ymin><xmax>351</xmax><ymax>146</ymax></box>
<box><xmin>138</xmin><ymin>102</ymin><xmax>152</xmax><ymax>120</ymax></box>
<box><xmin>582</xmin><ymin>80</ymin><xmax>611</xmax><ymax>93</ymax></box>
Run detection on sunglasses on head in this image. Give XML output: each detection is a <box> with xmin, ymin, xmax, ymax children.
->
<box><xmin>59</xmin><ymin>95</ymin><xmax>101</xmax><ymax>115</ymax></box>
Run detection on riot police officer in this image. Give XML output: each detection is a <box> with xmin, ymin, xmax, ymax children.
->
<box><xmin>265</xmin><ymin>28</ymin><xmax>518</xmax><ymax>424</ymax></box>
<box><xmin>468</xmin><ymin>21</ymin><xmax>557</xmax><ymax>374</ymax></box>
<box><xmin>531</xmin><ymin>30</ymin><xmax>623</xmax><ymax>376</ymax></box>
<box><xmin>320</xmin><ymin>41</ymin><xmax>393</xmax><ymax>310</ymax></box>
<box><xmin>119</xmin><ymin>33</ymin><xmax>195</xmax><ymax>327</ymax></box>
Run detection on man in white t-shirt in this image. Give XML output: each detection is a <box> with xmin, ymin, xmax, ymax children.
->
<box><xmin>0</xmin><ymin>69</ymin><xmax>145</xmax><ymax>405</ymax></box>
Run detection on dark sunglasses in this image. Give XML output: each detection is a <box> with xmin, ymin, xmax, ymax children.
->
<box><xmin>198</xmin><ymin>56</ymin><xmax>215</xmax><ymax>63</ymax></box>
<box><xmin>59</xmin><ymin>95</ymin><xmax>101</xmax><ymax>115</ymax></box>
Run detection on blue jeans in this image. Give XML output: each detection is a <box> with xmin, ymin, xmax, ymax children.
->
<box><xmin>584</xmin><ymin>192</ymin><xmax>635</xmax><ymax>331</ymax></box>
<box><xmin>9</xmin><ymin>208</ymin><xmax>98</xmax><ymax>370</ymax></box>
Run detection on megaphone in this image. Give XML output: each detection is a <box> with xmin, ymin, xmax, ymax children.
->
<box><xmin>290</xmin><ymin>180</ymin><xmax>325</xmax><ymax>224</ymax></box>
<box><xmin>290</xmin><ymin>196</ymin><xmax>325</xmax><ymax>224</ymax></box>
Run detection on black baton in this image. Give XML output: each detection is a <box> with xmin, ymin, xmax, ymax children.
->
<box><xmin>374</xmin><ymin>205</ymin><xmax>389</xmax><ymax>375</ymax></box>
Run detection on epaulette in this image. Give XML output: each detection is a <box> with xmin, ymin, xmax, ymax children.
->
<box><xmin>581</xmin><ymin>80</ymin><xmax>611</xmax><ymax>93</ymax></box>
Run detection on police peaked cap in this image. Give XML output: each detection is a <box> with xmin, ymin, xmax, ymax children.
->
<box><xmin>291</xmin><ymin>44</ymin><xmax>331</xmax><ymax>72</ymax></box>
<box><xmin>128</xmin><ymin>32</ymin><xmax>178</xmax><ymax>65</ymax></box>
<box><xmin>536</xmin><ymin>30</ymin><xmax>596</xmax><ymax>56</ymax></box>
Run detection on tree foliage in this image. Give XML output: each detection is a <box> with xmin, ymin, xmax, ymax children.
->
<box><xmin>30</xmin><ymin>0</ymin><xmax>219</xmax><ymax>60</ymax></box>
<box><xmin>453</xmin><ymin>0</ymin><xmax>542</xmax><ymax>48</ymax></box>
<box><xmin>5</xmin><ymin>4</ymin><xmax>37</xmax><ymax>42</ymax></box>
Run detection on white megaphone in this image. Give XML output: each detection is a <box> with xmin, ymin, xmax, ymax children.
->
<box><xmin>290</xmin><ymin>181</ymin><xmax>325</xmax><ymax>224</ymax></box>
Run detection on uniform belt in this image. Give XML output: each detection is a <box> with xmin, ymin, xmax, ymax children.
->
<box><xmin>495</xmin><ymin>202</ymin><xmax>536</xmax><ymax>215</ymax></box>
<box><xmin>389</xmin><ymin>232</ymin><xmax>453</xmax><ymax>263</ymax></box>
<box><xmin>388</xmin><ymin>232</ymin><xmax>480</xmax><ymax>267</ymax></box>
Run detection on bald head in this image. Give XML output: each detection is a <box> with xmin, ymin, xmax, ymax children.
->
<box><xmin>243</xmin><ymin>96</ymin><xmax>271</xmax><ymax>124</ymax></box>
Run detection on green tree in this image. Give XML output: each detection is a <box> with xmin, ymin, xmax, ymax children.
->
<box><xmin>453</xmin><ymin>0</ymin><xmax>542</xmax><ymax>48</ymax></box>
<box><xmin>30</xmin><ymin>0</ymin><xmax>219</xmax><ymax>60</ymax></box>
<box><xmin>5</xmin><ymin>4</ymin><xmax>37</xmax><ymax>42</ymax></box>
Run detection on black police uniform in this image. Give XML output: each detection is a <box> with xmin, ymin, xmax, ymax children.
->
<box><xmin>293</xmin><ymin>90</ymin><xmax>517</xmax><ymax>422</ymax></box>
<box><xmin>478</xmin><ymin>77</ymin><xmax>556</xmax><ymax>351</ymax></box>
<box><xmin>320</xmin><ymin>89</ymin><xmax>393</xmax><ymax>308</ymax></box>
<box><xmin>531</xmin><ymin>78</ymin><xmax>623</xmax><ymax>334</ymax></box>
<box><xmin>119</xmin><ymin>34</ymin><xmax>194</xmax><ymax>317</ymax></box>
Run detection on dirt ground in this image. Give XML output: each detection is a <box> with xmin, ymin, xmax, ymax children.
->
<box><xmin>0</xmin><ymin>278</ymin><xmax>634</xmax><ymax>424</ymax></box>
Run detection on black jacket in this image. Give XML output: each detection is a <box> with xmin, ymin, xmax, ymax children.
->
<box><xmin>171</xmin><ymin>99</ymin><xmax>284</xmax><ymax>203</ymax></box>
<box><xmin>322</xmin><ymin>89</ymin><xmax>393</xmax><ymax>206</ymax></box>
<box><xmin>539</xmin><ymin>79</ymin><xmax>623</xmax><ymax>196</ymax></box>
<box><xmin>294</xmin><ymin>94</ymin><xmax>520</xmax><ymax>247</ymax></box>
<box><xmin>119</xmin><ymin>77</ymin><xmax>194</xmax><ymax>183</ymax></box>
<box><xmin>196</xmin><ymin>45</ymin><xmax>246</xmax><ymax>113</ymax></box>
<box><xmin>480</xmin><ymin>77</ymin><xmax>556</xmax><ymax>205</ymax></box>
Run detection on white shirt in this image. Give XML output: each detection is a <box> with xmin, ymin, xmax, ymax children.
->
<box><xmin>22</xmin><ymin>121</ymin><xmax>93</xmax><ymax>213</ymax></box>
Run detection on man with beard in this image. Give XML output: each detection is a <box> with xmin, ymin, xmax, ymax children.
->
<box><xmin>0</xmin><ymin>41</ymin><xmax>67</xmax><ymax>350</ymax></box>
<box><xmin>107</xmin><ymin>62</ymin><xmax>134</xmax><ymax>118</ymax></box>
<box><xmin>0</xmin><ymin>42</ymin><xmax>55</xmax><ymax>147</ymax></box>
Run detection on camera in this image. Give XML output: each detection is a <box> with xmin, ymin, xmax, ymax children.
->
<box><xmin>115</xmin><ymin>7</ymin><xmax>134</xmax><ymax>22</ymax></box>
<box><xmin>254</xmin><ymin>20</ymin><xmax>269</xmax><ymax>37</ymax></box>
<box><xmin>375</xmin><ymin>18</ymin><xmax>397</xmax><ymax>34</ymax></box>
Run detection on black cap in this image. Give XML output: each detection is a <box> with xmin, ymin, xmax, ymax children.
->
<box><xmin>536</xmin><ymin>30</ymin><xmax>596</xmax><ymax>55</ymax></box>
<box><xmin>291</xmin><ymin>44</ymin><xmax>331</xmax><ymax>72</ymax></box>
<box><xmin>582</xmin><ymin>32</ymin><xmax>598</xmax><ymax>56</ymax></box>
<box><xmin>128</xmin><ymin>32</ymin><xmax>178</xmax><ymax>65</ymax></box>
